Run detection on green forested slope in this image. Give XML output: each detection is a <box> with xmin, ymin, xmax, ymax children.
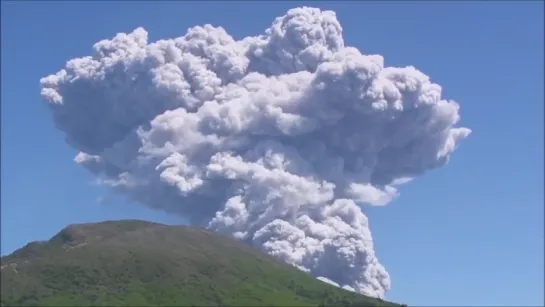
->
<box><xmin>1</xmin><ymin>220</ymin><xmax>402</xmax><ymax>307</ymax></box>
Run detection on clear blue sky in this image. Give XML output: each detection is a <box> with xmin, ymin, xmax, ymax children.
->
<box><xmin>1</xmin><ymin>1</ymin><xmax>543</xmax><ymax>306</ymax></box>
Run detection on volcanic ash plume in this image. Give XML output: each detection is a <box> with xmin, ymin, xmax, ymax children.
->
<box><xmin>40</xmin><ymin>7</ymin><xmax>471</xmax><ymax>298</ymax></box>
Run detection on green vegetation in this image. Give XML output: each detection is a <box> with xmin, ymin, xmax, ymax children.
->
<box><xmin>1</xmin><ymin>220</ymin><xmax>402</xmax><ymax>306</ymax></box>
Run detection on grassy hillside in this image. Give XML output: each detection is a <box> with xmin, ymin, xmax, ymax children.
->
<box><xmin>1</xmin><ymin>220</ymin><xmax>402</xmax><ymax>307</ymax></box>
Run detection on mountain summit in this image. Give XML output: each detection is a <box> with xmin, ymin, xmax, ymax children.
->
<box><xmin>1</xmin><ymin>220</ymin><xmax>402</xmax><ymax>306</ymax></box>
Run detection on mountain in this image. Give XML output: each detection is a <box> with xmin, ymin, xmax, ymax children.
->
<box><xmin>1</xmin><ymin>220</ymin><xmax>403</xmax><ymax>307</ymax></box>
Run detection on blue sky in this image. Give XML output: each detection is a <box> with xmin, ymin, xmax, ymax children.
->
<box><xmin>1</xmin><ymin>1</ymin><xmax>543</xmax><ymax>306</ymax></box>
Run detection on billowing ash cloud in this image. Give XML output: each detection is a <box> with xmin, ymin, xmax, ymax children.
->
<box><xmin>40</xmin><ymin>7</ymin><xmax>470</xmax><ymax>298</ymax></box>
